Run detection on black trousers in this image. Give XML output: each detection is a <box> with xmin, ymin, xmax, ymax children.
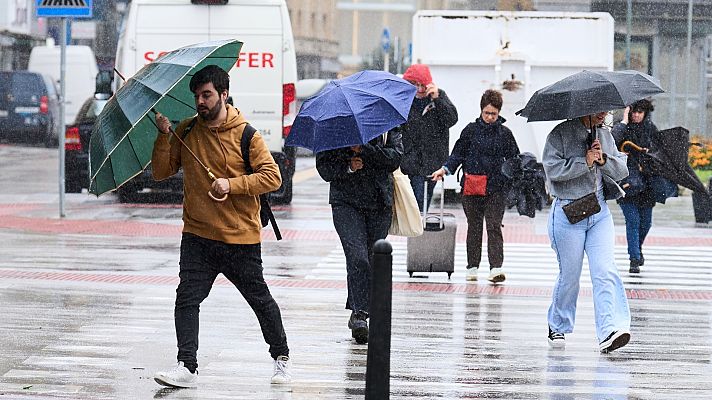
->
<box><xmin>461</xmin><ymin>191</ymin><xmax>506</xmax><ymax>269</ymax></box>
<box><xmin>332</xmin><ymin>204</ymin><xmax>391</xmax><ymax>314</ymax></box>
<box><xmin>175</xmin><ymin>233</ymin><xmax>288</xmax><ymax>371</ymax></box>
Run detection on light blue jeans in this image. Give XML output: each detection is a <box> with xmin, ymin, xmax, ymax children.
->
<box><xmin>547</xmin><ymin>197</ymin><xmax>631</xmax><ymax>342</ymax></box>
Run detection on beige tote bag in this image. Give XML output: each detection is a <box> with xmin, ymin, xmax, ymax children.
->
<box><xmin>389</xmin><ymin>168</ymin><xmax>424</xmax><ymax>237</ymax></box>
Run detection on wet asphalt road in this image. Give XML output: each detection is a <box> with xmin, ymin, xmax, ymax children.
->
<box><xmin>0</xmin><ymin>144</ymin><xmax>711</xmax><ymax>399</ymax></box>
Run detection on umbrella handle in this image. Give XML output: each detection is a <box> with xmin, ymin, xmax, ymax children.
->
<box><xmin>206</xmin><ymin>170</ymin><xmax>229</xmax><ymax>202</ymax></box>
<box><xmin>620</xmin><ymin>140</ymin><xmax>644</xmax><ymax>154</ymax></box>
<box><xmin>208</xmin><ymin>190</ymin><xmax>228</xmax><ymax>202</ymax></box>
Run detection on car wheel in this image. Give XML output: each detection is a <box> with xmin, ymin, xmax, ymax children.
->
<box><xmin>44</xmin><ymin>122</ymin><xmax>57</xmax><ymax>148</ymax></box>
<box><xmin>65</xmin><ymin>179</ymin><xmax>82</xmax><ymax>193</ymax></box>
<box><xmin>270</xmin><ymin>177</ymin><xmax>292</xmax><ymax>205</ymax></box>
<box><xmin>117</xmin><ymin>185</ymin><xmax>139</xmax><ymax>203</ymax></box>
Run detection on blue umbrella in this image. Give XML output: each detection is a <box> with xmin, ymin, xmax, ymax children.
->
<box><xmin>286</xmin><ymin>70</ymin><xmax>416</xmax><ymax>153</ymax></box>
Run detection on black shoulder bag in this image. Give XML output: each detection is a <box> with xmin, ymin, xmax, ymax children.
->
<box><xmin>241</xmin><ymin>124</ymin><xmax>282</xmax><ymax>240</ymax></box>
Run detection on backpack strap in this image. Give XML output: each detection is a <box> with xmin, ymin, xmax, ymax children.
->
<box><xmin>181</xmin><ymin>117</ymin><xmax>198</xmax><ymax>140</ymax></box>
<box><xmin>241</xmin><ymin>124</ymin><xmax>257</xmax><ymax>174</ymax></box>
<box><xmin>241</xmin><ymin>124</ymin><xmax>282</xmax><ymax>241</ymax></box>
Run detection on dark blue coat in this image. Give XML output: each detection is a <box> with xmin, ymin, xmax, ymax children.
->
<box><xmin>316</xmin><ymin>128</ymin><xmax>403</xmax><ymax>210</ymax></box>
<box><xmin>612</xmin><ymin>118</ymin><xmax>659</xmax><ymax>207</ymax></box>
<box><xmin>445</xmin><ymin>116</ymin><xmax>520</xmax><ymax>194</ymax></box>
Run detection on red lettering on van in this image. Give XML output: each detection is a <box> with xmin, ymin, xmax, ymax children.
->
<box><xmin>236</xmin><ymin>52</ymin><xmax>275</xmax><ymax>68</ymax></box>
<box><xmin>262</xmin><ymin>53</ymin><xmax>274</xmax><ymax>68</ymax></box>
<box><xmin>144</xmin><ymin>51</ymin><xmax>169</xmax><ymax>62</ymax></box>
<box><xmin>249</xmin><ymin>52</ymin><xmax>259</xmax><ymax>67</ymax></box>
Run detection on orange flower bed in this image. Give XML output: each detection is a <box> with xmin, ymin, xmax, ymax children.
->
<box><xmin>689</xmin><ymin>136</ymin><xmax>712</xmax><ymax>170</ymax></box>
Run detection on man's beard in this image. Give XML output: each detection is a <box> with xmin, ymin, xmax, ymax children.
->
<box><xmin>198</xmin><ymin>100</ymin><xmax>224</xmax><ymax>122</ymax></box>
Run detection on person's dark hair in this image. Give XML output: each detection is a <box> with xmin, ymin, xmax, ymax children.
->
<box><xmin>630</xmin><ymin>98</ymin><xmax>654</xmax><ymax>114</ymax></box>
<box><xmin>189</xmin><ymin>65</ymin><xmax>230</xmax><ymax>95</ymax></box>
<box><xmin>480</xmin><ymin>89</ymin><xmax>503</xmax><ymax>110</ymax></box>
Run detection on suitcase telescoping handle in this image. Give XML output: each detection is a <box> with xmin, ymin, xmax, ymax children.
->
<box><xmin>423</xmin><ymin>180</ymin><xmax>445</xmax><ymax>230</ymax></box>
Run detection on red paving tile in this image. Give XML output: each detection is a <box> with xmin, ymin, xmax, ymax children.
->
<box><xmin>0</xmin><ymin>269</ymin><xmax>709</xmax><ymax>300</ymax></box>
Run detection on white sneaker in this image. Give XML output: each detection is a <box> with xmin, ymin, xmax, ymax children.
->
<box><xmin>271</xmin><ymin>355</ymin><xmax>291</xmax><ymax>384</ymax></box>
<box><xmin>487</xmin><ymin>268</ymin><xmax>506</xmax><ymax>283</ymax></box>
<box><xmin>466</xmin><ymin>267</ymin><xmax>478</xmax><ymax>281</ymax></box>
<box><xmin>154</xmin><ymin>361</ymin><xmax>197</xmax><ymax>388</ymax></box>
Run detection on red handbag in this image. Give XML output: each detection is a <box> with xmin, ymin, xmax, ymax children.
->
<box><xmin>463</xmin><ymin>174</ymin><xmax>487</xmax><ymax>196</ymax></box>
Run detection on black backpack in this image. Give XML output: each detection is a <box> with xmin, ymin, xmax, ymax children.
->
<box><xmin>241</xmin><ymin>124</ymin><xmax>282</xmax><ymax>240</ymax></box>
<box><xmin>181</xmin><ymin>118</ymin><xmax>282</xmax><ymax>240</ymax></box>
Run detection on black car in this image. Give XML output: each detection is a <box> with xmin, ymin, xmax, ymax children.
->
<box><xmin>65</xmin><ymin>94</ymin><xmax>183</xmax><ymax>203</ymax></box>
<box><xmin>64</xmin><ymin>94</ymin><xmax>108</xmax><ymax>193</ymax></box>
<box><xmin>0</xmin><ymin>71</ymin><xmax>61</xmax><ymax>147</ymax></box>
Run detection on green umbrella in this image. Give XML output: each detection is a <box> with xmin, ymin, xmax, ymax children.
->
<box><xmin>88</xmin><ymin>39</ymin><xmax>243</xmax><ymax>196</ymax></box>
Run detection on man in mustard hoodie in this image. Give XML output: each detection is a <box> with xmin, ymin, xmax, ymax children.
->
<box><xmin>151</xmin><ymin>65</ymin><xmax>290</xmax><ymax>388</ymax></box>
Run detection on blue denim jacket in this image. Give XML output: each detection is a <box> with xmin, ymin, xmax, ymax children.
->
<box><xmin>543</xmin><ymin>119</ymin><xmax>628</xmax><ymax>200</ymax></box>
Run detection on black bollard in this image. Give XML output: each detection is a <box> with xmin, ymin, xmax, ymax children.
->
<box><xmin>365</xmin><ymin>239</ymin><xmax>393</xmax><ymax>400</ymax></box>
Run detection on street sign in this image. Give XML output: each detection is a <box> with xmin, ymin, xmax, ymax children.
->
<box><xmin>36</xmin><ymin>0</ymin><xmax>93</xmax><ymax>18</ymax></box>
<box><xmin>381</xmin><ymin>28</ymin><xmax>390</xmax><ymax>52</ymax></box>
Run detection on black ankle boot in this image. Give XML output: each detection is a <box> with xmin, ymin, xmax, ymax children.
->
<box><xmin>629</xmin><ymin>259</ymin><xmax>641</xmax><ymax>273</ymax></box>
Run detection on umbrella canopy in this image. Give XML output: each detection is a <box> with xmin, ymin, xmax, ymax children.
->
<box><xmin>623</xmin><ymin>126</ymin><xmax>708</xmax><ymax>194</ymax></box>
<box><xmin>516</xmin><ymin>70</ymin><xmax>664</xmax><ymax>122</ymax></box>
<box><xmin>286</xmin><ymin>70</ymin><xmax>416</xmax><ymax>153</ymax></box>
<box><xmin>89</xmin><ymin>39</ymin><xmax>243</xmax><ymax>196</ymax></box>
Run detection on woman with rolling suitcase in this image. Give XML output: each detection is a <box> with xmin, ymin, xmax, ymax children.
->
<box><xmin>431</xmin><ymin>89</ymin><xmax>520</xmax><ymax>283</ymax></box>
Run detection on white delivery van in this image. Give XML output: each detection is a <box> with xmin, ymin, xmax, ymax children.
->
<box><xmin>28</xmin><ymin>45</ymin><xmax>99</xmax><ymax>125</ymax></box>
<box><xmin>116</xmin><ymin>0</ymin><xmax>298</xmax><ymax>204</ymax></box>
<box><xmin>411</xmin><ymin>10</ymin><xmax>614</xmax><ymax>192</ymax></box>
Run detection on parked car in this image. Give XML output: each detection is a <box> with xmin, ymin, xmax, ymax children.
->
<box><xmin>0</xmin><ymin>71</ymin><xmax>61</xmax><ymax>147</ymax></box>
<box><xmin>64</xmin><ymin>93</ymin><xmax>183</xmax><ymax>203</ymax></box>
<box><xmin>64</xmin><ymin>94</ymin><xmax>109</xmax><ymax>193</ymax></box>
<box><xmin>114</xmin><ymin>164</ymin><xmax>184</xmax><ymax>204</ymax></box>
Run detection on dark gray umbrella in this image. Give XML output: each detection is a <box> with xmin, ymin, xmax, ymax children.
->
<box><xmin>516</xmin><ymin>70</ymin><xmax>664</xmax><ymax>122</ymax></box>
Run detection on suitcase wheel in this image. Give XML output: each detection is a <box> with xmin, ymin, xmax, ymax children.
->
<box><xmin>447</xmin><ymin>272</ymin><xmax>452</xmax><ymax>279</ymax></box>
<box><xmin>409</xmin><ymin>271</ymin><xmax>413</xmax><ymax>278</ymax></box>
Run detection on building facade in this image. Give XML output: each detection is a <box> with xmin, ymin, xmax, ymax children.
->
<box><xmin>286</xmin><ymin>0</ymin><xmax>341</xmax><ymax>79</ymax></box>
<box><xmin>592</xmin><ymin>0</ymin><xmax>712</xmax><ymax>137</ymax></box>
<box><xmin>0</xmin><ymin>0</ymin><xmax>44</xmax><ymax>70</ymax></box>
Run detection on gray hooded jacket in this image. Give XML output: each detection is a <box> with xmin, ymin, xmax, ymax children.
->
<box><xmin>543</xmin><ymin>118</ymin><xmax>628</xmax><ymax>200</ymax></box>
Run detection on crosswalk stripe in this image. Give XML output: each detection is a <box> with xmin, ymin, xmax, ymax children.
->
<box><xmin>308</xmin><ymin>242</ymin><xmax>712</xmax><ymax>291</ymax></box>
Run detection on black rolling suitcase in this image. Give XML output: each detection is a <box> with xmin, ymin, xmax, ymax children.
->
<box><xmin>406</xmin><ymin>181</ymin><xmax>457</xmax><ymax>278</ymax></box>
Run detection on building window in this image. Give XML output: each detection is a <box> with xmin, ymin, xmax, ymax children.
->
<box><xmin>614</xmin><ymin>34</ymin><xmax>653</xmax><ymax>74</ymax></box>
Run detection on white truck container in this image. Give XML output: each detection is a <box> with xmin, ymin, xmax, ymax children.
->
<box><xmin>411</xmin><ymin>10</ymin><xmax>614</xmax><ymax>191</ymax></box>
<box><xmin>28</xmin><ymin>45</ymin><xmax>99</xmax><ymax>125</ymax></box>
<box><xmin>115</xmin><ymin>0</ymin><xmax>298</xmax><ymax>203</ymax></box>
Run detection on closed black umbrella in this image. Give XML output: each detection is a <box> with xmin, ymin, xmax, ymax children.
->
<box><xmin>516</xmin><ymin>70</ymin><xmax>664</xmax><ymax>122</ymax></box>
<box><xmin>501</xmin><ymin>153</ymin><xmax>549</xmax><ymax>218</ymax></box>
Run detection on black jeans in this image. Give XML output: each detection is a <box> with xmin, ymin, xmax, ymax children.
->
<box><xmin>175</xmin><ymin>233</ymin><xmax>288</xmax><ymax>371</ymax></box>
<box><xmin>332</xmin><ymin>204</ymin><xmax>391</xmax><ymax>314</ymax></box>
<box><xmin>461</xmin><ymin>191</ymin><xmax>506</xmax><ymax>269</ymax></box>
